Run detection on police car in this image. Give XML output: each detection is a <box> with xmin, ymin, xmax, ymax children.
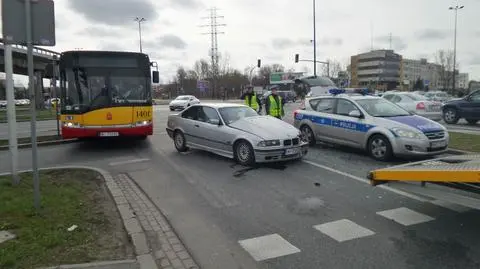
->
<box><xmin>293</xmin><ymin>88</ymin><xmax>449</xmax><ymax>161</ymax></box>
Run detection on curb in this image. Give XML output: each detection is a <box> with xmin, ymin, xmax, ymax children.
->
<box><xmin>0</xmin><ymin>165</ymin><xmax>157</xmax><ymax>269</ymax></box>
<box><xmin>38</xmin><ymin>259</ymin><xmax>137</xmax><ymax>269</ymax></box>
<box><xmin>0</xmin><ymin>138</ymin><xmax>78</xmax><ymax>151</ymax></box>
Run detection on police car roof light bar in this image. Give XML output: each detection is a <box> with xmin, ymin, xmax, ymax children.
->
<box><xmin>329</xmin><ymin>88</ymin><xmax>371</xmax><ymax>96</ymax></box>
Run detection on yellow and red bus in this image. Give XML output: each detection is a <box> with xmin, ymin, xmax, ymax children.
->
<box><xmin>59</xmin><ymin>50</ymin><xmax>159</xmax><ymax>139</ymax></box>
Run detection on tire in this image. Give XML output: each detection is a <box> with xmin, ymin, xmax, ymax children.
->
<box><xmin>234</xmin><ymin>140</ymin><xmax>255</xmax><ymax>166</ymax></box>
<box><xmin>300</xmin><ymin>125</ymin><xmax>316</xmax><ymax>146</ymax></box>
<box><xmin>138</xmin><ymin>135</ymin><xmax>148</xmax><ymax>140</ymax></box>
<box><xmin>466</xmin><ymin>119</ymin><xmax>478</xmax><ymax>125</ymax></box>
<box><xmin>367</xmin><ymin>134</ymin><xmax>393</xmax><ymax>161</ymax></box>
<box><xmin>173</xmin><ymin>130</ymin><xmax>188</xmax><ymax>152</ymax></box>
<box><xmin>443</xmin><ymin>108</ymin><xmax>459</xmax><ymax>124</ymax></box>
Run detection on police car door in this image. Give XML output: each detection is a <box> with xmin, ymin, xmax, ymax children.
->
<box><xmin>309</xmin><ymin>97</ymin><xmax>337</xmax><ymax>142</ymax></box>
<box><xmin>330</xmin><ymin>98</ymin><xmax>366</xmax><ymax>148</ymax></box>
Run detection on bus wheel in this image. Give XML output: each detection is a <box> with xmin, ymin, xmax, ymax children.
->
<box><xmin>139</xmin><ymin>135</ymin><xmax>148</xmax><ymax>140</ymax></box>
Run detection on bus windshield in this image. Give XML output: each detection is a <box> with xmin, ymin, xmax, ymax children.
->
<box><xmin>60</xmin><ymin>53</ymin><xmax>151</xmax><ymax>113</ymax></box>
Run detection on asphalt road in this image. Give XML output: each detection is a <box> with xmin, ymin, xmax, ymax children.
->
<box><xmin>1</xmin><ymin>104</ymin><xmax>479</xmax><ymax>269</ymax></box>
<box><xmin>0</xmin><ymin>103</ymin><xmax>478</xmax><ymax>139</ymax></box>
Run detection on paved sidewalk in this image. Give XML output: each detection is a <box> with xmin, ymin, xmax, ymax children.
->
<box><xmin>115</xmin><ymin>173</ymin><xmax>199</xmax><ymax>269</ymax></box>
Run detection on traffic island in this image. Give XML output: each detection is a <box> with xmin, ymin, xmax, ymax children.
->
<box><xmin>0</xmin><ymin>169</ymin><xmax>136</xmax><ymax>269</ymax></box>
<box><xmin>0</xmin><ymin>135</ymin><xmax>77</xmax><ymax>150</ymax></box>
<box><xmin>447</xmin><ymin>132</ymin><xmax>480</xmax><ymax>154</ymax></box>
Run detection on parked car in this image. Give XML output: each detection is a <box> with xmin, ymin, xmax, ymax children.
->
<box><xmin>424</xmin><ymin>91</ymin><xmax>451</xmax><ymax>103</ymax></box>
<box><xmin>382</xmin><ymin>92</ymin><xmax>442</xmax><ymax>121</ymax></box>
<box><xmin>166</xmin><ymin>103</ymin><xmax>308</xmax><ymax>165</ymax></box>
<box><xmin>442</xmin><ymin>90</ymin><xmax>480</xmax><ymax>125</ymax></box>
<box><xmin>0</xmin><ymin>100</ymin><xmax>6</xmax><ymax>108</ymax></box>
<box><xmin>169</xmin><ymin>95</ymin><xmax>200</xmax><ymax>111</ymax></box>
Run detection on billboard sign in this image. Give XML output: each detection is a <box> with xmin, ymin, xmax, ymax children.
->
<box><xmin>269</xmin><ymin>72</ymin><xmax>304</xmax><ymax>84</ymax></box>
<box><xmin>197</xmin><ymin>80</ymin><xmax>209</xmax><ymax>92</ymax></box>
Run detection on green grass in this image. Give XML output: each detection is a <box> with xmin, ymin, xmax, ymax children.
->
<box><xmin>449</xmin><ymin>132</ymin><xmax>480</xmax><ymax>152</ymax></box>
<box><xmin>0</xmin><ymin>108</ymin><xmax>57</xmax><ymax>123</ymax></box>
<box><xmin>0</xmin><ymin>169</ymin><xmax>133</xmax><ymax>269</ymax></box>
<box><xmin>0</xmin><ymin>135</ymin><xmax>63</xmax><ymax>147</ymax></box>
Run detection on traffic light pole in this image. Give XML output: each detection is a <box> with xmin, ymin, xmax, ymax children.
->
<box><xmin>296</xmin><ymin>59</ymin><xmax>330</xmax><ymax>76</ymax></box>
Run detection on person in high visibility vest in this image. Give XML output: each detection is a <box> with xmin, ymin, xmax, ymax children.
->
<box><xmin>264</xmin><ymin>85</ymin><xmax>285</xmax><ymax>119</ymax></box>
<box><xmin>240</xmin><ymin>85</ymin><xmax>262</xmax><ymax>113</ymax></box>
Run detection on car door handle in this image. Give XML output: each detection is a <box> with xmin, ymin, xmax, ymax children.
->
<box><xmin>194</xmin><ymin>124</ymin><xmax>199</xmax><ymax>127</ymax></box>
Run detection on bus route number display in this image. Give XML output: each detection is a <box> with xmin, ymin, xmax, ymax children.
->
<box><xmin>136</xmin><ymin>111</ymin><xmax>151</xmax><ymax>118</ymax></box>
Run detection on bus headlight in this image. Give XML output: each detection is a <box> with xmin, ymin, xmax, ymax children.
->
<box><xmin>63</xmin><ymin>122</ymin><xmax>82</xmax><ymax>128</ymax></box>
<box><xmin>134</xmin><ymin>120</ymin><xmax>152</xmax><ymax>126</ymax></box>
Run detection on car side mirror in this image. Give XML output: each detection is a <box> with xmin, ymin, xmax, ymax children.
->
<box><xmin>348</xmin><ymin>110</ymin><xmax>362</xmax><ymax>118</ymax></box>
<box><xmin>152</xmin><ymin>71</ymin><xmax>159</xmax><ymax>83</ymax></box>
<box><xmin>209</xmin><ymin>118</ymin><xmax>221</xmax><ymax>125</ymax></box>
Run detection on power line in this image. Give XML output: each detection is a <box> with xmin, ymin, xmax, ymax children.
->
<box><xmin>200</xmin><ymin>7</ymin><xmax>226</xmax><ymax>98</ymax></box>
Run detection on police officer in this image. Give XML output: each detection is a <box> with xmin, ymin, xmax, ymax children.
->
<box><xmin>240</xmin><ymin>85</ymin><xmax>262</xmax><ymax>113</ymax></box>
<box><xmin>264</xmin><ymin>85</ymin><xmax>285</xmax><ymax>119</ymax></box>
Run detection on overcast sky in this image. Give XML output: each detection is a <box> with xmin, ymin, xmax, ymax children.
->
<box><xmin>8</xmin><ymin>0</ymin><xmax>480</xmax><ymax>84</ymax></box>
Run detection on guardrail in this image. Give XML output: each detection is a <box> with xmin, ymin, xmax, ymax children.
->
<box><xmin>0</xmin><ymin>38</ymin><xmax>61</xmax><ymax>60</ymax></box>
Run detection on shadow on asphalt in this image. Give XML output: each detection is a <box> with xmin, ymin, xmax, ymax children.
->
<box><xmin>70</xmin><ymin>137</ymin><xmax>151</xmax><ymax>152</ymax></box>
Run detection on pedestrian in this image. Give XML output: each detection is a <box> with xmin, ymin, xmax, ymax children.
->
<box><xmin>240</xmin><ymin>85</ymin><xmax>262</xmax><ymax>113</ymax></box>
<box><xmin>264</xmin><ymin>85</ymin><xmax>285</xmax><ymax>119</ymax></box>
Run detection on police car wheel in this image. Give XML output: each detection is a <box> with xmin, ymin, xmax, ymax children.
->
<box><xmin>234</xmin><ymin>140</ymin><xmax>255</xmax><ymax>166</ymax></box>
<box><xmin>368</xmin><ymin>134</ymin><xmax>393</xmax><ymax>161</ymax></box>
<box><xmin>174</xmin><ymin>130</ymin><xmax>188</xmax><ymax>152</ymax></box>
<box><xmin>300</xmin><ymin>125</ymin><xmax>316</xmax><ymax>146</ymax></box>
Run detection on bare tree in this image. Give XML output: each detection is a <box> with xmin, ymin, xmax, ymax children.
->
<box><xmin>322</xmin><ymin>59</ymin><xmax>342</xmax><ymax>78</ymax></box>
<box><xmin>270</xmin><ymin>64</ymin><xmax>285</xmax><ymax>72</ymax></box>
<box><xmin>435</xmin><ymin>50</ymin><xmax>458</xmax><ymax>90</ymax></box>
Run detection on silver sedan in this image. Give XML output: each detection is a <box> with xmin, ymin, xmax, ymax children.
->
<box><xmin>166</xmin><ymin>103</ymin><xmax>309</xmax><ymax>165</ymax></box>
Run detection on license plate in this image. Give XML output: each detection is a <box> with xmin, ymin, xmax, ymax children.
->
<box><xmin>285</xmin><ymin>148</ymin><xmax>300</xmax><ymax>155</ymax></box>
<box><xmin>431</xmin><ymin>140</ymin><xmax>446</xmax><ymax>148</ymax></box>
<box><xmin>99</xmin><ymin>132</ymin><xmax>119</xmax><ymax>137</ymax></box>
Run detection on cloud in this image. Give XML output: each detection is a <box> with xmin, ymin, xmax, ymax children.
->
<box><xmin>271</xmin><ymin>38</ymin><xmax>296</xmax><ymax>49</ymax></box>
<box><xmin>470</xmin><ymin>55</ymin><xmax>480</xmax><ymax>65</ymax></box>
<box><xmin>98</xmin><ymin>43</ymin><xmax>126</xmax><ymax>51</ymax></box>
<box><xmin>67</xmin><ymin>0</ymin><xmax>158</xmax><ymax>26</ymax></box>
<box><xmin>168</xmin><ymin>0</ymin><xmax>203</xmax><ymax>9</ymax></box>
<box><xmin>148</xmin><ymin>35</ymin><xmax>187</xmax><ymax>50</ymax></box>
<box><xmin>78</xmin><ymin>26</ymin><xmax>123</xmax><ymax>37</ymax></box>
<box><xmin>375</xmin><ymin>35</ymin><xmax>407</xmax><ymax>51</ymax></box>
<box><xmin>298</xmin><ymin>38</ymin><xmax>343</xmax><ymax>47</ymax></box>
<box><xmin>415</xmin><ymin>29</ymin><xmax>448</xmax><ymax>40</ymax></box>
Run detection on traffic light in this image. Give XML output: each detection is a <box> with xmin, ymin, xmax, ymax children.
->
<box><xmin>295</xmin><ymin>54</ymin><xmax>299</xmax><ymax>63</ymax></box>
<box><xmin>257</xmin><ymin>59</ymin><xmax>261</xmax><ymax>68</ymax></box>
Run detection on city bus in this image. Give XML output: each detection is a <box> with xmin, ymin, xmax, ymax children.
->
<box><xmin>59</xmin><ymin>50</ymin><xmax>159</xmax><ymax>139</ymax></box>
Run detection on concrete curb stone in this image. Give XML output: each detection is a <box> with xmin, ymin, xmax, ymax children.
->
<box><xmin>0</xmin><ymin>138</ymin><xmax>78</xmax><ymax>151</ymax></box>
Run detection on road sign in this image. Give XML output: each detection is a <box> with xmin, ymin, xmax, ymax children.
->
<box><xmin>2</xmin><ymin>0</ymin><xmax>56</xmax><ymax>46</ymax></box>
<box><xmin>197</xmin><ymin>80</ymin><xmax>209</xmax><ymax>92</ymax></box>
<box><xmin>270</xmin><ymin>72</ymin><xmax>304</xmax><ymax>84</ymax></box>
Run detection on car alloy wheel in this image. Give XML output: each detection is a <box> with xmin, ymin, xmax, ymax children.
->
<box><xmin>443</xmin><ymin>108</ymin><xmax>458</xmax><ymax>124</ymax></box>
<box><xmin>368</xmin><ymin>134</ymin><xmax>392</xmax><ymax>161</ymax></box>
<box><xmin>235</xmin><ymin>140</ymin><xmax>254</xmax><ymax>166</ymax></box>
<box><xmin>300</xmin><ymin>125</ymin><xmax>315</xmax><ymax>146</ymax></box>
<box><xmin>174</xmin><ymin>131</ymin><xmax>188</xmax><ymax>152</ymax></box>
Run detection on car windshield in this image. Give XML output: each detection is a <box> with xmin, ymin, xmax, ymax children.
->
<box><xmin>176</xmin><ymin>96</ymin><xmax>191</xmax><ymax>100</ymax></box>
<box><xmin>356</xmin><ymin>98</ymin><xmax>411</xmax><ymax>117</ymax></box>
<box><xmin>403</xmin><ymin>93</ymin><xmax>427</xmax><ymax>101</ymax></box>
<box><xmin>218</xmin><ymin>106</ymin><xmax>258</xmax><ymax>124</ymax></box>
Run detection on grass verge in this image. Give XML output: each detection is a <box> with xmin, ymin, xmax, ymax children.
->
<box><xmin>0</xmin><ymin>135</ymin><xmax>63</xmax><ymax>147</ymax></box>
<box><xmin>0</xmin><ymin>108</ymin><xmax>57</xmax><ymax>123</ymax></box>
<box><xmin>0</xmin><ymin>169</ymin><xmax>134</xmax><ymax>269</ymax></box>
<box><xmin>449</xmin><ymin>132</ymin><xmax>480</xmax><ymax>152</ymax></box>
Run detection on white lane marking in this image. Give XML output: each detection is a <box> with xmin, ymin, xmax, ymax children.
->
<box><xmin>376</xmin><ymin>207</ymin><xmax>435</xmax><ymax>226</ymax></box>
<box><xmin>238</xmin><ymin>233</ymin><xmax>300</xmax><ymax>261</ymax></box>
<box><xmin>430</xmin><ymin>199</ymin><xmax>472</xmax><ymax>213</ymax></box>
<box><xmin>302</xmin><ymin>160</ymin><xmax>428</xmax><ymax>202</ymax></box>
<box><xmin>108</xmin><ymin>158</ymin><xmax>150</xmax><ymax>166</ymax></box>
<box><xmin>313</xmin><ymin>219</ymin><xmax>375</xmax><ymax>243</ymax></box>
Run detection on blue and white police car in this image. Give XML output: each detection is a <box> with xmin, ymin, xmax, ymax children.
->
<box><xmin>293</xmin><ymin>89</ymin><xmax>449</xmax><ymax>161</ymax></box>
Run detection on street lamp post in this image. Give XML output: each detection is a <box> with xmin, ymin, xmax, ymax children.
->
<box><xmin>449</xmin><ymin>4</ymin><xmax>464</xmax><ymax>93</ymax></box>
<box><xmin>313</xmin><ymin>0</ymin><xmax>317</xmax><ymax>77</ymax></box>
<box><xmin>135</xmin><ymin>17</ymin><xmax>146</xmax><ymax>53</ymax></box>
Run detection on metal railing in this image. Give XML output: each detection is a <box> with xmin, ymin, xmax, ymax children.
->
<box><xmin>0</xmin><ymin>38</ymin><xmax>61</xmax><ymax>60</ymax></box>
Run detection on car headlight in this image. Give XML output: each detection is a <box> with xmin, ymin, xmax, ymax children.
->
<box><xmin>390</xmin><ymin>127</ymin><xmax>424</xmax><ymax>139</ymax></box>
<box><xmin>257</xmin><ymin>140</ymin><xmax>281</xmax><ymax>147</ymax></box>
